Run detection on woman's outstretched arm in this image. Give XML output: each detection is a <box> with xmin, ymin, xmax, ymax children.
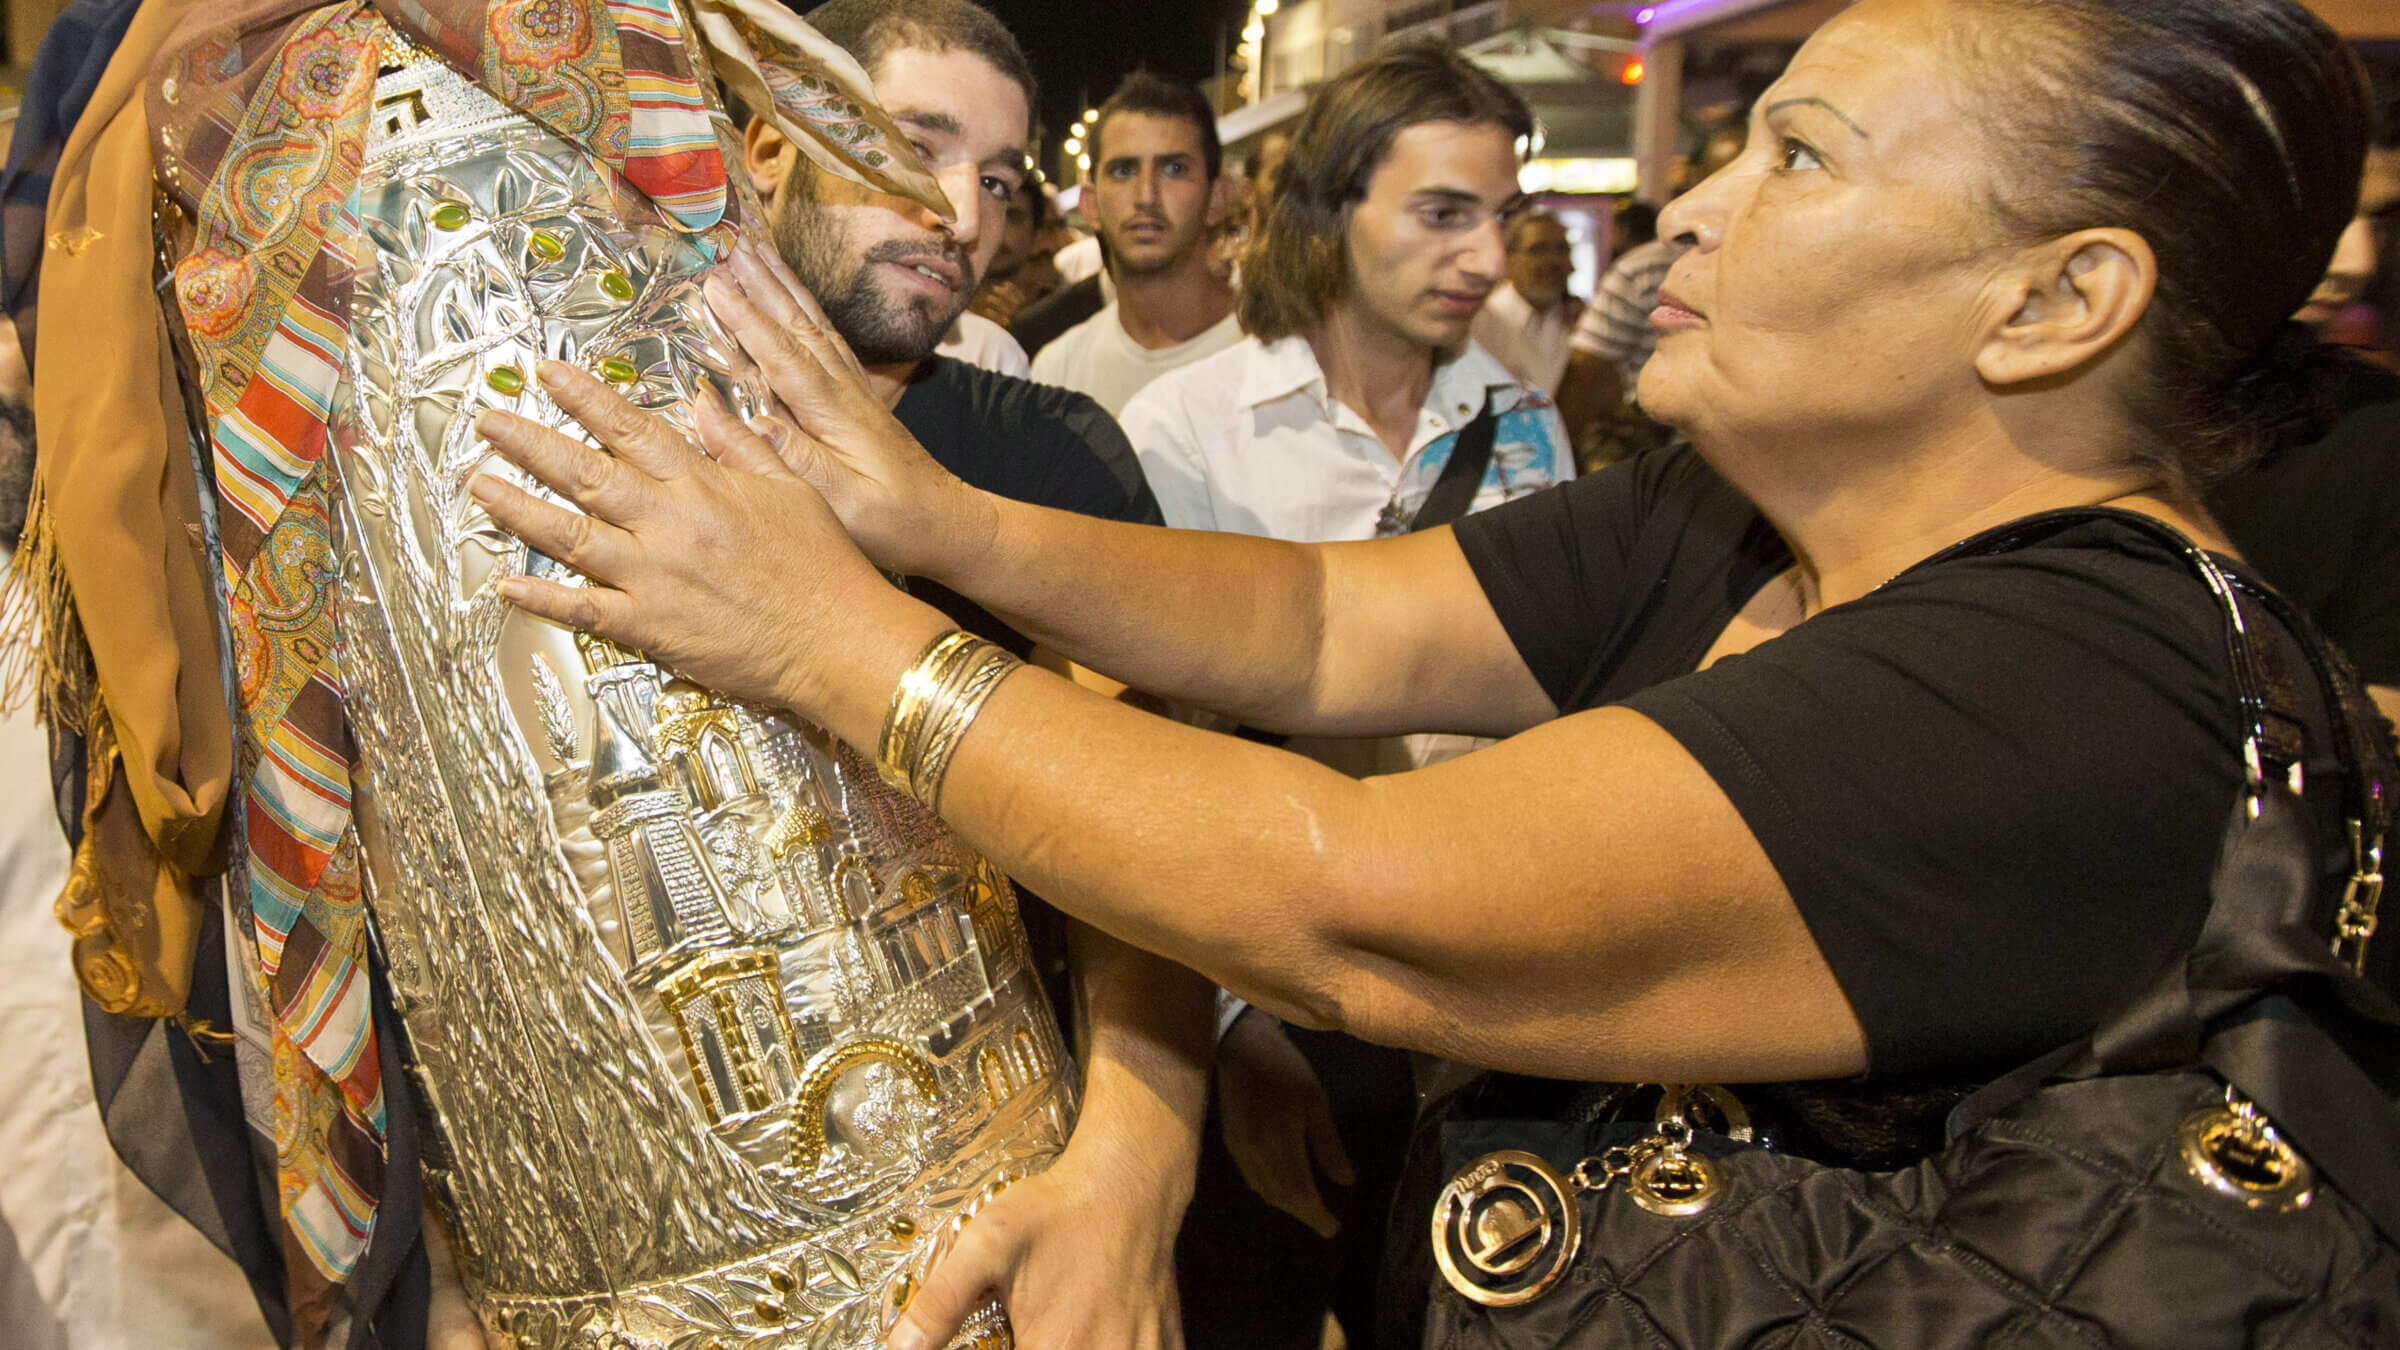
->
<box><xmin>698</xmin><ymin>241</ymin><xmax>1557</xmax><ymax>740</ymax></box>
<box><xmin>466</xmin><ymin>372</ymin><xmax>1866</xmax><ymax>1087</ymax></box>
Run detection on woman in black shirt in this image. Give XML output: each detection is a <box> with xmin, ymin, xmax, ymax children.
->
<box><xmin>467</xmin><ymin>0</ymin><xmax>2391</xmax><ymax>1343</ymax></box>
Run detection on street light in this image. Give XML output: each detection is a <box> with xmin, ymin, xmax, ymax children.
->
<box><xmin>1256</xmin><ymin>0</ymin><xmax>1278</xmax><ymax>12</ymax></box>
<box><xmin>1242</xmin><ymin>18</ymin><xmax>1263</xmax><ymax>41</ymax></box>
<box><xmin>1063</xmin><ymin>136</ymin><xmax>1082</xmax><ymax>155</ymax></box>
<box><xmin>1082</xmin><ymin>107</ymin><xmax>1099</xmax><ymax>124</ymax></box>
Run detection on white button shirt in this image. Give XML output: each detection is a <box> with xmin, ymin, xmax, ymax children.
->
<box><xmin>1129</xmin><ymin>337</ymin><xmax>1574</xmax><ymax>1041</ymax></box>
<box><xmin>1120</xmin><ymin>333</ymin><xmax>1572</xmax><ymax>544</ymax></box>
<box><xmin>1120</xmin><ymin>334</ymin><xmax>1571</xmax><ymax>780</ymax></box>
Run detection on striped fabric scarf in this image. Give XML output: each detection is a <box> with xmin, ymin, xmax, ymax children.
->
<box><xmin>161</xmin><ymin>4</ymin><xmax>386</xmax><ymax>1315</ymax></box>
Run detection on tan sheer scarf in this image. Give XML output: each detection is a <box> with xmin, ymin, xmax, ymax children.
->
<box><xmin>20</xmin><ymin>0</ymin><xmax>225</xmax><ymax>1017</ymax></box>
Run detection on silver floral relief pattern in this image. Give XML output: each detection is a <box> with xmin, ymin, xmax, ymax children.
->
<box><xmin>341</xmin><ymin>533</ymin><xmax>607</xmax><ymax>1295</ymax></box>
<box><xmin>329</xmin><ymin>46</ymin><xmax>1073</xmax><ymax>1347</ymax></box>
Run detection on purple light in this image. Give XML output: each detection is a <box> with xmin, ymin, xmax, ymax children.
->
<box><xmin>1634</xmin><ymin>5</ymin><xmax>1656</xmax><ymax>22</ymax></box>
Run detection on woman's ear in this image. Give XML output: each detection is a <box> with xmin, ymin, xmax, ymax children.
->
<box><xmin>1974</xmin><ymin>228</ymin><xmax>2156</xmax><ymax>387</ymax></box>
<box><xmin>743</xmin><ymin>116</ymin><xmax>800</xmax><ymax>203</ymax></box>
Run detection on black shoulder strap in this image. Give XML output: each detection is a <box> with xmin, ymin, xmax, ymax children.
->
<box><xmin>1930</xmin><ymin>507</ymin><xmax>2400</xmax><ymax>1240</ymax></box>
<box><xmin>1405</xmin><ymin>394</ymin><xmax>1500</xmax><ymax>533</ymax></box>
<box><xmin>1905</xmin><ymin>508</ymin><xmax>2391</xmax><ymax>842</ymax></box>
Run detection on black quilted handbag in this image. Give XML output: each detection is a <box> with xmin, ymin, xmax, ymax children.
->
<box><xmin>1403</xmin><ymin>512</ymin><xmax>2400</xmax><ymax>1349</ymax></box>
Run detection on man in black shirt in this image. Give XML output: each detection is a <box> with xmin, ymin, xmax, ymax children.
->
<box><xmin>725</xmin><ymin>2</ymin><xmax>1208</xmax><ymax>1344</ymax></box>
<box><xmin>738</xmin><ymin>6</ymin><xmax>1154</xmax><ymax>540</ymax></box>
<box><xmin>886</xmin><ymin>359</ymin><xmax>1160</xmax><ymax>653</ymax></box>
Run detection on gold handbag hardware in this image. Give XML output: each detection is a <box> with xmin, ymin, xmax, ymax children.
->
<box><xmin>2333</xmin><ymin>817</ymin><xmax>2384</xmax><ymax>975</ymax></box>
<box><xmin>1434</xmin><ymin>1086</ymin><xmax>1740</xmax><ymax>1307</ymax></box>
<box><xmin>2178</xmin><ymin>1085</ymin><xmax>2315</xmax><ymax>1212</ymax></box>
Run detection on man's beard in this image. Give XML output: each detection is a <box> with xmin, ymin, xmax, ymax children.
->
<box><xmin>769</xmin><ymin>167</ymin><xmax>975</xmax><ymax>366</ymax></box>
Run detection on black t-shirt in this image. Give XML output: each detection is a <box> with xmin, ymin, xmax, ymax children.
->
<box><xmin>889</xmin><ymin>355</ymin><xmax>1159</xmax><ymax>1030</ymax></box>
<box><xmin>2207</xmin><ymin>362</ymin><xmax>2400</xmax><ymax>686</ymax></box>
<box><xmin>892</xmin><ymin>355</ymin><xmax>1162</xmax><ymax>652</ymax></box>
<box><xmin>1454</xmin><ymin>446</ymin><xmax>2313</xmax><ymax>1080</ymax></box>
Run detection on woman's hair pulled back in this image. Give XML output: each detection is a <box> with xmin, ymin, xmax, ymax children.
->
<box><xmin>1958</xmin><ymin>0</ymin><xmax>2370</xmax><ymax>486</ymax></box>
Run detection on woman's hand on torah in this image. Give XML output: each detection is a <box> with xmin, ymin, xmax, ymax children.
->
<box><xmin>703</xmin><ymin>237</ymin><xmax>999</xmax><ymax>583</ymax></box>
<box><xmin>469</xmin><ymin>363</ymin><xmax>938</xmax><ymax>720</ymax></box>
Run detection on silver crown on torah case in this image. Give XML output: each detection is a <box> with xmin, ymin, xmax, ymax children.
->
<box><xmin>329</xmin><ymin>33</ymin><xmax>1071</xmax><ymax>1350</ymax></box>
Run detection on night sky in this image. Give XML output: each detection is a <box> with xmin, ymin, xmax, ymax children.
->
<box><xmin>978</xmin><ymin>0</ymin><xmax>1257</xmax><ymax>148</ymax></box>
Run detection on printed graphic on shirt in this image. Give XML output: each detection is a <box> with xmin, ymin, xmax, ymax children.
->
<box><xmin>1375</xmin><ymin>390</ymin><xmax>1567</xmax><ymax>537</ymax></box>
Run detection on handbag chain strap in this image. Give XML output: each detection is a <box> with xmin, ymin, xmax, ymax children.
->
<box><xmin>1432</xmin><ymin>508</ymin><xmax>2399</xmax><ymax>1309</ymax></box>
<box><xmin>2335</xmin><ymin>815</ymin><xmax>2385</xmax><ymax>974</ymax></box>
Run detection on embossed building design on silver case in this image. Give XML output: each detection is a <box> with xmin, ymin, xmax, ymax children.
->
<box><xmin>332</xmin><ymin>34</ymin><xmax>1070</xmax><ymax>1350</ymax></box>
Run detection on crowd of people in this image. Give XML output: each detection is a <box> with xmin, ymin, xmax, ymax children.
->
<box><xmin>3</xmin><ymin>0</ymin><xmax>2399</xmax><ymax>1346</ymax></box>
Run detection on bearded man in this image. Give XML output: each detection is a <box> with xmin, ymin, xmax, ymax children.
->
<box><xmin>734</xmin><ymin>3</ymin><xmax>1213</xmax><ymax>1344</ymax></box>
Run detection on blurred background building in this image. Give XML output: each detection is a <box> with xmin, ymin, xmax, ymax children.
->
<box><xmin>1191</xmin><ymin>0</ymin><xmax>2400</xmax><ymax>340</ymax></box>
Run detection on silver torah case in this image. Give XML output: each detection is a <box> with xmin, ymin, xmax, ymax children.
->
<box><xmin>331</xmin><ymin>34</ymin><xmax>1071</xmax><ymax>1350</ymax></box>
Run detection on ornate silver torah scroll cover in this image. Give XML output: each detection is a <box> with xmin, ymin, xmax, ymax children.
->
<box><xmin>331</xmin><ymin>42</ymin><xmax>1071</xmax><ymax>1350</ymax></box>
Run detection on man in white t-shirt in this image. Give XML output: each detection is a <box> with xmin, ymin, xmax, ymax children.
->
<box><xmin>1029</xmin><ymin>73</ymin><xmax>1243</xmax><ymax>416</ymax></box>
<box><xmin>936</xmin><ymin>310</ymin><xmax>1031</xmax><ymax>377</ymax></box>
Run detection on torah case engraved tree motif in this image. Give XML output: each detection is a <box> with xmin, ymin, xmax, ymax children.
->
<box><xmin>309</xmin><ymin>20</ymin><xmax>1071</xmax><ymax>1350</ymax></box>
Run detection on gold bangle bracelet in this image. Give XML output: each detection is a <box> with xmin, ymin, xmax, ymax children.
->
<box><xmin>878</xmin><ymin>631</ymin><xmax>980</xmax><ymax>792</ymax></box>
<box><xmin>881</xmin><ymin>634</ymin><xmax>975</xmax><ymax>792</ymax></box>
<box><xmin>876</xmin><ymin>632</ymin><xmax>1022</xmax><ymax>810</ymax></box>
<box><xmin>911</xmin><ymin>644</ymin><xmax>1020</xmax><ymax>812</ymax></box>
<box><xmin>876</xmin><ymin>635</ymin><xmax>940</xmax><ymax>790</ymax></box>
<box><xmin>911</xmin><ymin>635</ymin><xmax>995</xmax><ymax>776</ymax></box>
